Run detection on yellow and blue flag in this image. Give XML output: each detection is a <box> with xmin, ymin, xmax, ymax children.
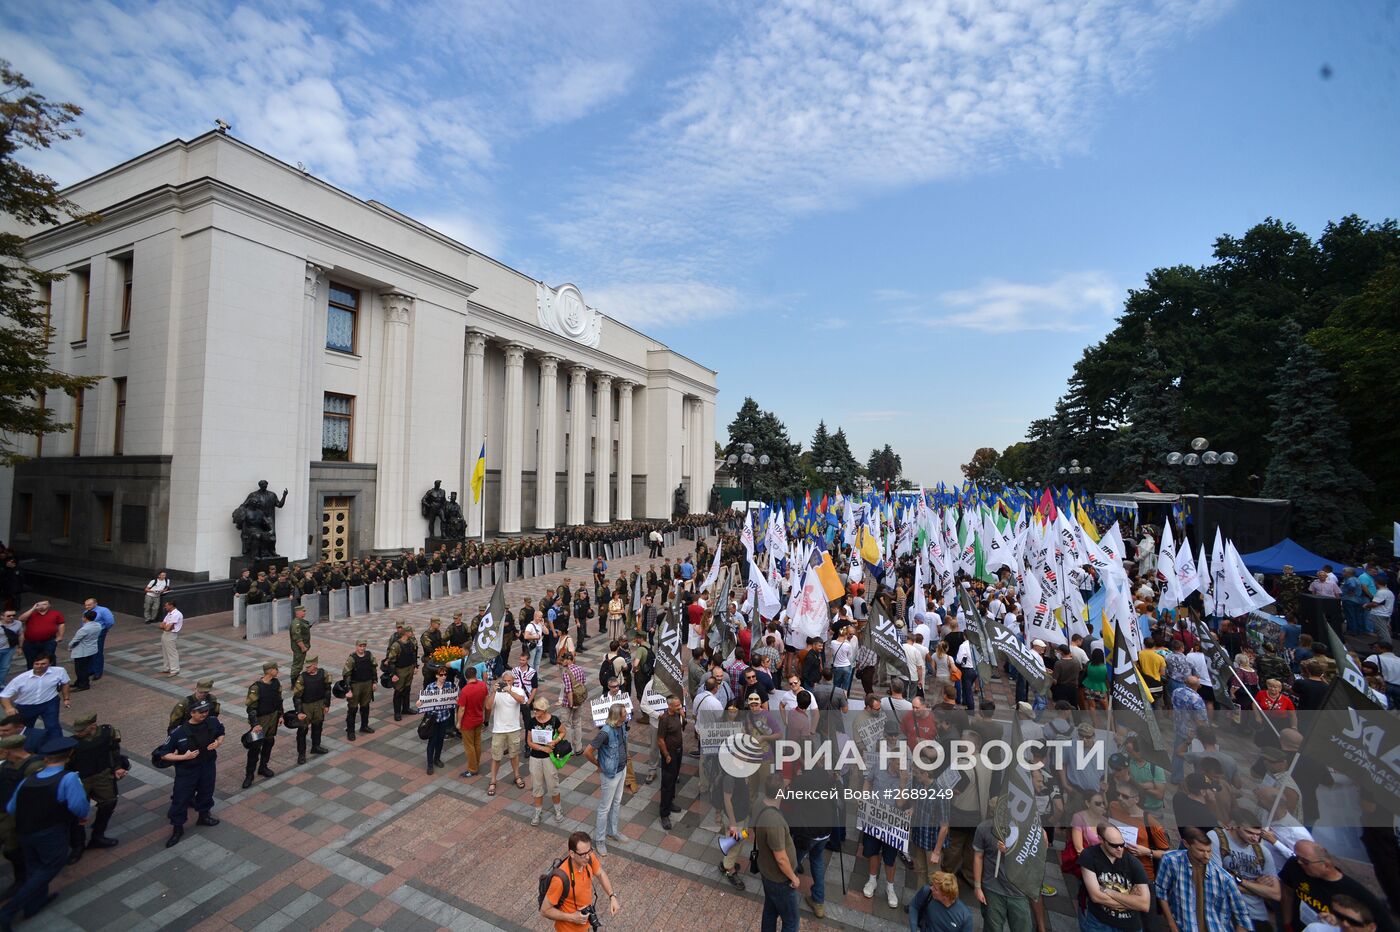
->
<box><xmin>470</xmin><ymin>442</ymin><xmax>486</xmax><ymax>503</ymax></box>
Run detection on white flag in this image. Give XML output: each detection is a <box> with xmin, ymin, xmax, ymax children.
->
<box><xmin>740</xmin><ymin>510</ymin><xmax>756</xmax><ymax>565</ymax></box>
<box><xmin>788</xmin><ymin>569</ymin><xmax>830</xmax><ymax>639</ymax></box>
<box><xmin>1174</xmin><ymin>537</ymin><xmax>1199</xmax><ymax>600</ymax></box>
<box><xmin>700</xmin><ymin>541</ymin><xmax>723</xmax><ymax>594</ymax></box>
<box><xmin>765</xmin><ymin>507</ymin><xmax>788</xmax><ymax>560</ymax></box>
<box><xmin>748</xmin><ymin>557</ymin><xmax>782</xmax><ymax>619</ymax></box>
<box><xmin>1157</xmin><ymin>522</ymin><xmax>1182</xmax><ymax>611</ymax></box>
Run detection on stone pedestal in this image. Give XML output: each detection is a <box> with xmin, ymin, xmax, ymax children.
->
<box><xmin>230</xmin><ymin>555</ymin><xmax>289</xmax><ymax>580</ymax></box>
<box><xmin>425</xmin><ymin>536</ymin><xmax>463</xmax><ymax>554</ymax></box>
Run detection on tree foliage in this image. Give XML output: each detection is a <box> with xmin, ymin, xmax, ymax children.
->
<box><xmin>0</xmin><ymin>63</ymin><xmax>101</xmax><ymax>463</ymax></box>
<box><xmin>1262</xmin><ymin>323</ymin><xmax>1372</xmax><ymax>555</ymax></box>
<box><xmin>724</xmin><ymin>397</ymin><xmax>803</xmax><ymax>502</ymax></box>
<box><xmin>866</xmin><ymin>444</ymin><xmax>902</xmax><ymax>487</ymax></box>
<box><xmin>961</xmin><ymin>447</ymin><xmax>1000</xmax><ymax>482</ymax></box>
<box><xmin>1004</xmin><ymin>215</ymin><xmax>1399</xmax><ymax>536</ymax></box>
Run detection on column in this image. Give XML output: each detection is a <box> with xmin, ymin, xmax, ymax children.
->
<box><xmin>688</xmin><ymin>397</ymin><xmax>704</xmax><ymax>508</ymax></box>
<box><xmin>592</xmin><ymin>374</ymin><xmax>612</xmax><ymax>524</ymax></box>
<box><xmin>291</xmin><ymin>262</ymin><xmax>325</xmax><ymax>560</ymax></box>
<box><xmin>500</xmin><ymin>343</ymin><xmax>526</xmax><ymax>534</ymax></box>
<box><xmin>567</xmin><ymin>365</ymin><xmax>589</xmax><ymax>526</ymax></box>
<box><xmin>462</xmin><ymin>329</ymin><xmax>488</xmax><ymax>539</ymax></box>
<box><xmin>615</xmin><ymin>380</ymin><xmax>634</xmax><ymax>520</ymax></box>
<box><xmin>700</xmin><ymin>398</ymin><xmax>716</xmax><ymax>513</ymax></box>
<box><xmin>535</xmin><ymin>354</ymin><xmax>561</xmax><ymax>529</ymax></box>
<box><xmin>374</xmin><ymin>293</ymin><xmax>414</xmax><ymax>549</ymax></box>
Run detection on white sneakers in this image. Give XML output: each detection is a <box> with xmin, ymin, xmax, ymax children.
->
<box><xmin>886</xmin><ymin>882</ymin><xmax>899</xmax><ymax>909</ymax></box>
<box><xmin>530</xmin><ymin>810</ymin><xmax>542</xmax><ymax>826</ymax></box>
<box><xmin>863</xmin><ymin>874</ymin><xmax>878</xmax><ymax>898</ymax></box>
<box><xmin>862</xmin><ymin>875</ymin><xmax>898</xmax><ymax>908</ymax></box>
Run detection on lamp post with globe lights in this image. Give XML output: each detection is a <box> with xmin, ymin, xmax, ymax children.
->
<box><xmin>1056</xmin><ymin>459</ymin><xmax>1094</xmax><ymax>486</ymax></box>
<box><xmin>1162</xmin><ymin>437</ymin><xmax>1237</xmax><ymax>546</ymax></box>
<box><xmin>725</xmin><ymin>442</ymin><xmax>770</xmax><ymax>506</ymax></box>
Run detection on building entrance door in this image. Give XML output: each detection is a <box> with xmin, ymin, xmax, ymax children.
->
<box><xmin>321</xmin><ymin>497</ymin><xmax>351</xmax><ymax>562</ymax></box>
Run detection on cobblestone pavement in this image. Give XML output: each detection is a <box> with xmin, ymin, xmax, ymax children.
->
<box><xmin>16</xmin><ymin>537</ymin><xmax>1077</xmax><ymax>932</ymax></box>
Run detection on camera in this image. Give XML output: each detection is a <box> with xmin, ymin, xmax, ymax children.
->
<box><xmin>579</xmin><ymin>905</ymin><xmax>600</xmax><ymax>930</ymax></box>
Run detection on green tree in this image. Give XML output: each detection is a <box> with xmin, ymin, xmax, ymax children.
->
<box><xmin>1261</xmin><ymin>323</ymin><xmax>1371</xmax><ymax>555</ymax></box>
<box><xmin>827</xmin><ymin>427</ymin><xmax>863</xmax><ymax>492</ymax></box>
<box><xmin>725</xmin><ymin>397</ymin><xmax>803</xmax><ymax>502</ymax></box>
<box><xmin>866</xmin><ymin>444</ymin><xmax>902</xmax><ymax>487</ymax></box>
<box><xmin>997</xmin><ymin>441</ymin><xmax>1037</xmax><ymax>484</ymax></box>
<box><xmin>1104</xmin><ymin>324</ymin><xmax>1177</xmax><ymax>492</ymax></box>
<box><xmin>0</xmin><ymin>63</ymin><xmax>100</xmax><ymax>463</ymax></box>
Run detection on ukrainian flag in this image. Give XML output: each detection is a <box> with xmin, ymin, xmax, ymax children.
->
<box><xmin>471</xmin><ymin>443</ymin><xmax>486</xmax><ymax>503</ymax></box>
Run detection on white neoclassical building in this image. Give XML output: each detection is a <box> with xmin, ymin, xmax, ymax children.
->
<box><xmin>2</xmin><ymin>132</ymin><xmax>717</xmax><ymax>581</ymax></box>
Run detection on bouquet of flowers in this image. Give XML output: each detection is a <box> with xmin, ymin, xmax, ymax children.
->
<box><xmin>429</xmin><ymin>645</ymin><xmax>466</xmax><ymax>666</ymax></box>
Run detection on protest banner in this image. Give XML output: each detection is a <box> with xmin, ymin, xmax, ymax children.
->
<box><xmin>993</xmin><ymin>717</ymin><xmax>1047</xmax><ymax>898</ymax></box>
<box><xmin>416</xmin><ymin>689</ymin><xmax>460</xmax><ymax>712</ymax></box>
<box><xmin>591</xmin><ymin>693</ymin><xmax>633</xmax><ymax>727</ymax></box>
<box><xmin>640</xmin><ymin>683</ymin><xmax>669</xmax><ymax>717</ymax></box>
<box><xmin>857</xmin><ymin>798</ymin><xmax>910</xmax><ymax>855</ymax></box>
<box><xmin>699</xmin><ymin>720</ymin><xmax>743</xmax><ymax>754</ymax></box>
<box><xmin>1299</xmin><ymin>680</ymin><xmax>1400</xmax><ymax>820</ymax></box>
<box><xmin>652</xmin><ymin>606</ymin><xmax>686</xmax><ymax>700</ymax></box>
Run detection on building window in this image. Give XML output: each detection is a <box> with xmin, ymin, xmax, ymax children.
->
<box><xmin>120</xmin><ymin>504</ymin><xmax>148</xmax><ymax>544</ymax></box>
<box><xmin>16</xmin><ymin>493</ymin><xmax>33</xmax><ymax>535</ymax></box>
<box><xmin>35</xmin><ymin>390</ymin><xmax>46</xmax><ymax>457</ymax></box>
<box><xmin>96</xmin><ymin>493</ymin><xmax>114</xmax><ymax>544</ymax></box>
<box><xmin>118</xmin><ymin>256</ymin><xmax>133</xmax><ymax>332</ymax></box>
<box><xmin>326</xmin><ymin>283</ymin><xmax>359</xmax><ymax>353</ymax></box>
<box><xmin>71</xmin><ymin>389</ymin><xmax>84</xmax><ymax>456</ymax></box>
<box><xmin>57</xmin><ymin>493</ymin><xmax>72</xmax><ymax>538</ymax></box>
<box><xmin>38</xmin><ymin>282</ymin><xmax>52</xmax><ymax>339</ymax></box>
<box><xmin>74</xmin><ymin>266</ymin><xmax>91</xmax><ymax>342</ymax></box>
<box><xmin>113</xmin><ymin>377</ymin><xmax>127</xmax><ymax>455</ymax></box>
<box><xmin>322</xmin><ymin>392</ymin><xmax>353</xmax><ymax>461</ymax></box>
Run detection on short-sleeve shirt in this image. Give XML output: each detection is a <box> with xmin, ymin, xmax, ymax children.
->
<box><xmin>491</xmin><ymin>687</ymin><xmax>526</xmax><ymax>733</ymax></box>
<box><xmin>1078</xmin><ymin>844</ymin><xmax>1150</xmax><ymax>929</ymax></box>
<box><xmin>527</xmin><ymin>714</ymin><xmax>562</xmax><ymax>758</ymax></box>
<box><xmin>456</xmin><ymin>680</ymin><xmax>488</xmax><ymax>729</ymax></box>
<box><xmin>755</xmin><ymin>803</ymin><xmax>797</xmax><ymax>884</ymax></box>
<box><xmin>544</xmin><ymin>852</ymin><xmax>600</xmax><ymax>932</ymax></box>
<box><xmin>1208</xmin><ymin>830</ymin><xmax>1276</xmax><ymax>922</ymax></box>
<box><xmin>22</xmin><ymin>609</ymin><xmax>63</xmax><ymax>643</ymax></box>
<box><xmin>0</xmin><ymin>667</ymin><xmax>70</xmax><ymax>705</ymax></box>
<box><xmin>163</xmin><ymin>608</ymin><xmax>184</xmax><ymax>632</ymax></box>
<box><xmin>972</xmin><ymin>820</ymin><xmax>1019</xmax><ymax>898</ymax></box>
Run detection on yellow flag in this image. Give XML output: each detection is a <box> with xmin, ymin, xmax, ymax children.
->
<box><xmin>471</xmin><ymin>443</ymin><xmax>486</xmax><ymax>503</ymax></box>
<box><xmin>1075</xmin><ymin>502</ymin><xmax>1100</xmax><ymax>543</ymax></box>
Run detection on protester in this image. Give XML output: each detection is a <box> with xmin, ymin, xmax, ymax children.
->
<box><xmin>909</xmin><ymin>871</ymin><xmax>974</xmax><ymax>932</ymax></box>
<box><xmin>754</xmin><ymin>772</ymin><xmax>801</xmax><ymax>932</ymax></box>
<box><xmin>1155</xmin><ymin>826</ymin><xmax>1251</xmax><ymax>932</ymax></box>
<box><xmin>454</xmin><ymin>666</ymin><xmax>486</xmax><ymax>777</ymax></box>
<box><xmin>583</xmin><ymin>703</ymin><xmax>629</xmax><ymax>857</ymax></box>
<box><xmin>524</xmin><ymin>696</ymin><xmax>565</xmax><ymax>825</ymax></box>
<box><xmin>1079</xmin><ymin>824</ymin><xmax>1152</xmax><ymax>932</ymax></box>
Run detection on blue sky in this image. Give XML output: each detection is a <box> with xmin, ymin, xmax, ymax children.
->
<box><xmin>7</xmin><ymin>0</ymin><xmax>1398</xmax><ymax>484</ymax></box>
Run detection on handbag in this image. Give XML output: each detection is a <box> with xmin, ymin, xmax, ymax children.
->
<box><xmin>417</xmin><ymin>716</ymin><xmax>433</xmax><ymax>740</ymax></box>
<box><xmin>950</xmin><ymin>664</ymin><xmax>963</xmax><ymax>682</ymax></box>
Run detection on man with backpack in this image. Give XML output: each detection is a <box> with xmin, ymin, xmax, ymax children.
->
<box><xmin>558</xmin><ymin>651</ymin><xmax>590</xmax><ymax>752</ymax></box>
<box><xmin>539</xmin><ymin>831</ymin><xmax>620</xmax><ymax>931</ymax></box>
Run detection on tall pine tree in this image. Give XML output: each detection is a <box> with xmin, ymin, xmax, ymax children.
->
<box><xmin>1106</xmin><ymin>324</ymin><xmax>1178</xmax><ymax>492</ymax></box>
<box><xmin>1261</xmin><ymin>321</ymin><xmax>1371</xmax><ymax>555</ymax></box>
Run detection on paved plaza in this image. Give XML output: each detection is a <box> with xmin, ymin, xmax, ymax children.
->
<box><xmin>18</xmin><ymin>538</ymin><xmax>1075</xmax><ymax>932</ymax></box>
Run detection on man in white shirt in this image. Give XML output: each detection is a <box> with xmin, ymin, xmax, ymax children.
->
<box><xmin>0</xmin><ymin>655</ymin><xmax>71</xmax><ymax>733</ymax></box>
<box><xmin>159</xmin><ymin>599</ymin><xmax>184</xmax><ymax>677</ymax></box>
<box><xmin>1363</xmin><ymin>579</ymin><xmax>1394</xmax><ymax>642</ymax></box>
<box><xmin>1068</xmin><ymin>634</ymin><xmax>1090</xmax><ymax>668</ymax></box>
<box><xmin>485</xmin><ymin>673</ymin><xmax>527</xmax><ymax>794</ymax></box>
<box><xmin>901</xmin><ymin>632</ymin><xmax>928</xmax><ymax>696</ymax></box>
<box><xmin>1365</xmin><ymin>641</ymin><xmax>1400</xmax><ymax>707</ymax></box>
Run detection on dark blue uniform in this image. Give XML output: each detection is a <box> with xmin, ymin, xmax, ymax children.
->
<box><xmin>1</xmin><ymin>763</ymin><xmax>89</xmax><ymax>926</ymax></box>
<box><xmin>157</xmin><ymin>716</ymin><xmax>225</xmax><ymax>827</ymax></box>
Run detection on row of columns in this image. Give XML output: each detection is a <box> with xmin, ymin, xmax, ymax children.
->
<box><xmin>465</xmin><ymin>329</ymin><xmax>637</xmax><ymax>536</ymax></box>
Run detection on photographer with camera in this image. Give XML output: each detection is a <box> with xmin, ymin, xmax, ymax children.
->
<box><xmin>485</xmin><ymin>671</ymin><xmax>527</xmax><ymax>798</ymax></box>
<box><xmin>540</xmin><ymin>831</ymin><xmax>620</xmax><ymax>931</ymax></box>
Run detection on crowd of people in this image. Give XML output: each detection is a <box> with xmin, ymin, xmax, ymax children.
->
<box><xmin>0</xmin><ymin>514</ymin><xmax>1395</xmax><ymax>932</ymax></box>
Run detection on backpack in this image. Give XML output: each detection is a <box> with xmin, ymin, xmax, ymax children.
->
<box><xmin>637</xmin><ymin>648</ymin><xmax>656</xmax><ymax>682</ymax></box>
<box><xmin>151</xmin><ymin>728</ymin><xmax>183</xmax><ymax>769</ymax></box>
<box><xmin>564</xmin><ymin>666</ymin><xmax>589</xmax><ymax>708</ymax></box>
<box><xmin>537</xmin><ymin>857</ymin><xmax>571</xmax><ymax>910</ymax></box>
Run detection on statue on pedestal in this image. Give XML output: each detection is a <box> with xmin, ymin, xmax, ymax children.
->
<box><xmin>673</xmin><ymin>482</ymin><xmax>688</xmax><ymax>518</ymax></box>
<box><xmin>232</xmin><ymin>480</ymin><xmax>287</xmax><ymax>558</ymax></box>
<box><xmin>443</xmin><ymin>492</ymin><xmax>466</xmax><ymax>539</ymax></box>
<box><xmin>421</xmin><ymin>480</ymin><xmax>448</xmax><ymax>537</ymax></box>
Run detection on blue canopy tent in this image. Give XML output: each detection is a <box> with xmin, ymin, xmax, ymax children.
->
<box><xmin>1239</xmin><ymin>538</ymin><xmax>1340</xmax><ymax>576</ymax></box>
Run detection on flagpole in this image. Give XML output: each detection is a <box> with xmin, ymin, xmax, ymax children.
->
<box><xmin>479</xmin><ymin>434</ymin><xmax>486</xmax><ymax>544</ymax></box>
<box><xmin>1263</xmin><ymin>751</ymin><xmax>1301</xmax><ymax>827</ymax></box>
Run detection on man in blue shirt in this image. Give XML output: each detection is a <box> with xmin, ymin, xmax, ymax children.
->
<box><xmin>679</xmin><ymin>557</ymin><xmax>695</xmax><ymax>589</ymax></box>
<box><xmin>1341</xmin><ymin>569</ymin><xmax>1369</xmax><ymax>636</ymax></box>
<box><xmin>82</xmin><ymin>598</ymin><xmax>116</xmax><ymax>681</ymax></box>
<box><xmin>2</xmin><ymin>733</ymin><xmax>90</xmax><ymax>927</ymax></box>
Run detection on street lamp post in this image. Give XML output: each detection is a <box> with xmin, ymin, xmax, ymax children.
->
<box><xmin>1162</xmin><ymin>437</ymin><xmax>1237</xmax><ymax>547</ymax></box>
<box><xmin>815</xmin><ymin>458</ymin><xmax>838</xmax><ymax>496</ymax></box>
<box><xmin>725</xmin><ymin>442</ymin><xmax>770</xmax><ymax>505</ymax></box>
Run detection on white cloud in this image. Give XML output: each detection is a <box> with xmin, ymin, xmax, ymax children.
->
<box><xmin>812</xmin><ymin>317</ymin><xmax>848</xmax><ymax>331</ymax></box>
<box><xmin>588</xmin><ymin>281</ymin><xmax>741</xmax><ymax>328</ymax></box>
<box><xmin>930</xmin><ymin>272</ymin><xmax>1121</xmax><ymax>333</ymax></box>
<box><xmin>415</xmin><ymin>213</ymin><xmax>506</xmax><ymax>261</ymax></box>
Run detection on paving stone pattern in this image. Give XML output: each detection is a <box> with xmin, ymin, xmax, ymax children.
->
<box><xmin>17</xmin><ymin>538</ymin><xmax>1077</xmax><ymax>932</ymax></box>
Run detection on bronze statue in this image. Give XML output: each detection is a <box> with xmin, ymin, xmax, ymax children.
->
<box><xmin>421</xmin><ymin>480</ymin><xmax>448</xmax><ymax>537</ymax></box>
<box><xmin>672</xmin><ymin>482</ymin><xmax>688</xmax><ymax>518</ymax></box>
<box><xmin>232</xmin><ymin>480</ymin><xmax>287</xmax><ymax>558</ymax></box>
<box><xmin>443</xmin><ymin>491</ymin><xmax>466</xmax><ymax>539</ymax></box>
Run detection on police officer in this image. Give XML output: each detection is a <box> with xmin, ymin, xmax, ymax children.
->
<box><xmin>289</xmin><ymin>606</ymin><xmax>312</xmax><ymax>681</ymax></box>
<box><xmin>0</xmin><ymin>734</ymin><xmax>43</xmax><ymax>898</ymax></box>
<box><xmin>343</xmin><ymin>639</ymin><xmax>377</xmax><ymax>741</ymax></box>
<box><xmin>0</xmin><ymin>733</ymin><xmax>89</xmax><ymax>928</ymax></box>
<box><xmin>169</xmin><ymin>678</ymin><xmax>221</xmax><ymax>732</ymax></box>
<box><xmin>156</xmin><ymin>700</ymin><xmax>223</xmax><ymax>848</ymax></box>
<box><xmin>243</xmin><ymin>661</ymin><xmax>283</xmax><ymax>788</ymax></box>
<box><xmin>293</xmin><ymin>656</ymin><xmax>333</xmax><ymax>764</ymax></box>
<box><xmin>386</xmin><ymin>627</ymin><xmax>419</xmax><ymax>722</ymax></box>
<box><xmin>64</xmin><ymin>713</ymin><xmax>128</xmax><ymax>859</ymax></box>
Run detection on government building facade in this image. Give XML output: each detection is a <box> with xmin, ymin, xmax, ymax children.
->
<box><xmin>2</xmin><ymin>132</ymin><xmax>718</xmax><ymax>581</ymax></box>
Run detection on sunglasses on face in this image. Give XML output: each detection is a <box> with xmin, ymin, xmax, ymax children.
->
<box><xmin>1105</xmin><ymin>841</ymin><xmax>1126</xmax><ymax>850</ymax></box>
<box><xmin>1334</xmin><ymin>916</ymin><xmax>1369</xmax><ymax>928</ymax></box>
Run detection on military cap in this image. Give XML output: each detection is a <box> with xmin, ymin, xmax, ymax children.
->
<box><xmin>0</xmin><ymin>735</ymin><xmax>27</xmax><ymax>750</ymax></box>
<box><xmin>305</xmin><ymin>655</ymin><xmax>319</xmax><ymax>664</ymax></box>
<box><xmin>262</xmin><ymin>661</ymin><xmax>279</xmax><ymax>673</ymax></box>
<box><xmin>70</xmin><ymin>713</ymin><xmax>98</xmax><ymax>730</ymax></box>
<box><xmin>356</xmin><ymin>638</ymin><xmax>368</xmax><ymax>646</ymax></box>
<box><xmin>429</xmin><ymin>616</ymin><xmax>442</xmax><ymax>625</ymax></box>
<box><xmin>196</xmin><ymin>678</ymin><xmax>215</xmax><ymax>689</ymax></box>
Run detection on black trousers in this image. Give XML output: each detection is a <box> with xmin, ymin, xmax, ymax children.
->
<box><xmin>659</xmin><ymin>750</ymin><xmax>683</xmax><ymax>815</ymax></box>
<box><xmin>168</xmin><ymin>758</ymin><xmax>216</xmax><ymax>826</ymax></box>
<box><xmin>244</xmin><ymin>737</ymin><xmax>274</xmax><ymax>776</ymax></box>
